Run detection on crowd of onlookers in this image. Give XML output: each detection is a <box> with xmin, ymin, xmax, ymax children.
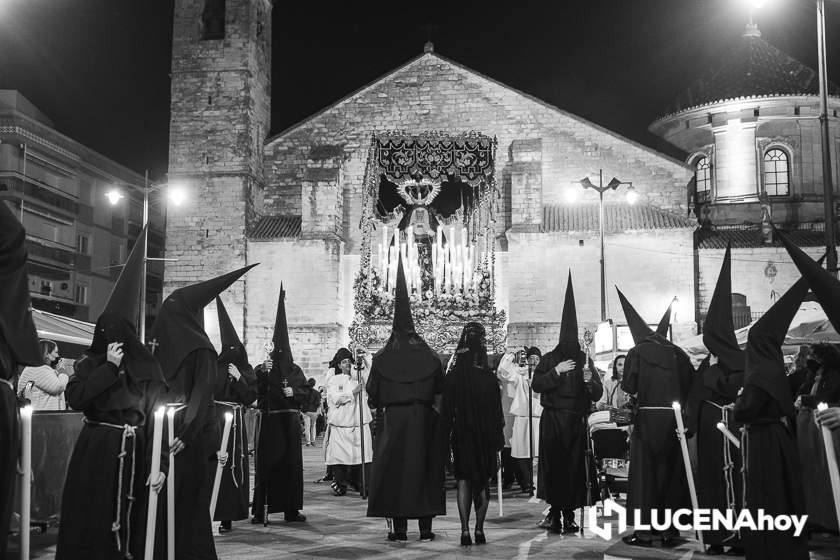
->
<box><xmin>16</xmin><ymin>339</ymin><xmax>69</xmax><ymax>411</ymax></box>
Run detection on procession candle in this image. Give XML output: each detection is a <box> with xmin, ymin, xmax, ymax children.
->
<box><xmin>817</xmin><ymin>403</ymin><xmax>840</xmax><ymax>526</ymax></box>
<box><xmin>167</xmin><ymin>408</ymin><xmax>176</xmax><ymax>560</ymax></box>
<box><xmin>672</xmin><ymin>402</ymin><xmax>704</xmax><ymax>549</ymax></box>
<box><xmin>144</xmin><ymin>407</ymin><xmax>166</xmax><ymax>560</ymax></box>
<box><xmin>210</xmin><ymin>412</ymin><xmax>234</xmax><ymax>520</ymax></box>
<box><xmin>715</xmin><ymin>422</ymin><xmax>740</xmax><ymax>448</ymax></box>
<box><xmin>20</xmin><ymin>405</ymin><xmax>32</xmax><ymax>560</ymax></box>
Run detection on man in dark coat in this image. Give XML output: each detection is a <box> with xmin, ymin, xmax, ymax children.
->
<box><xmin>686</xmin><ymin>243</ymin><xmax>745</xmax><ymax>555</ymax></box>
<box><xmin>532</xmin><ymin>272</ymin><xmax>603</xmax><ymax>535</ymax></box>
<box><xmin>617</xmin><ymin>287</ymin><xmax>694</xmax><ymax>548</ymax></box>
<box><xmin>367</xmin><ymin>256</ymin><xmax>445</xmax><ymax>541</ymax></box>
<box><xmin>251</xmin><ymin>284</ymin><xmax>308</xmax><ymax>524</ymax></box>
<box><xmin>734</xmin><ymin>265</ymin><xmax>810</xmax><ymax>560</ymax></box>
<box><xmin>151</xmin><ymin>263</ymin><xmax>258</xmax><ymax>559</ymax></box>
<box><xmin>211</xmin><ymin>296</ymin><xmax>256</xmax><ymax>532</ymax></box>
<box><xmin>57</xmin><ymin>226</ymin><xmax>169</xmax><ymax>559</ymax></box>
<box><xmin>0</xmin><ymin>203</ymin><xmax>42</xmax><ymax>560</ymax></box>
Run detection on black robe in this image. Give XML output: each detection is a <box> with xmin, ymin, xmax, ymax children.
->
<box><xmin>532</xmin><ymin>349</ymin><xmax>602</xmax><ymax>510</ymax></box>
<box><xmin>734</xmin><ymin>385</ymin><xmax>808</xmax><ymax>560</ymax></box>
<box><xmin>621</xmin><ymin>338</ymin><xmax>693</xmax><ymax>530</ymax></box>
<box><xmin>687</xmin><ymin>362</ymin><xmax>744</xmax><ymax>546</ymax></box>
<box><xmin>155</xmin><ymin>348</ymin><xmax>219</xmax><ymax>560</ymax></box>
<box><xmin>366</xmin><ymin>360</ymin><xmax>445</xmax><ymax>518</ymax></box>
<box><xmin>56</xmin><ymin>353</ymin><xmax>167</xmax><ymax>560</ymax></box>
<box><xmin>251</xmin><ymin>362</ymin><xmax>307</xmax><ymax>516</ymax></box>
<box><xmin>211</xmin><ymin>363</ymin><xmax>256</xmax><ymax>522</ymax></box>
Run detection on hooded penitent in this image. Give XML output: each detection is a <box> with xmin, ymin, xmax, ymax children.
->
<box><xmin>373</xmin><ymin>256</ymin><xmax>439</xmax><ymax>382</ymax></box>
<box><xmin>616</xmin><ymin>287</ymin><xmax>656</xmax><ymax>346</ymax></box>
<box><xmin>777</xmin><ymin>229</ymin><xmax>840</xmax><ymax>334</ymax></box>
<box><xmin>151</xmin><ymin>263</ymin><xmax>258</xmax><ymax>381</ymax></box>
<box><xmin>270</xmin><ymin>283</ymin><xmax>296</xmax><ymax>376</ymax></box>
<box><xmin>555</xmin><ymin>271</ymin><xmax>581</xmax><ymax>362</ymax></box>
<box><xmin>0</xmin><ymin>202</ymin><xmax>41</xmax><ymax>368</ymax></box>
<box><xmin>215</xmin><ymin>295</ymin><xmax>250</xmax><ymax>372</ymax></box>
<box><xmin>90</xmin><ymin>226</ymin><xmax>165</xmax><ymax>388</ymax></box>
<box><xmin>702</xmin><ymin>243</ymin><xmax>745</xmax><ymax>373</ymax></box>
<box><xmin>743</xmin><ymin>274</ymin><xmax>811</xmax><ymax>422</ymax></box>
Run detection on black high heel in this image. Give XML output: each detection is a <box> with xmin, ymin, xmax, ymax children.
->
<box><xmin>460</xmin><ymin>531</ymin><xmax>472</xmax><ymax>546</ymax></box>
<box><xmin>474</xmin><ymin>529</ymin><xmax>486</xmax><ymax>545</ymax></box>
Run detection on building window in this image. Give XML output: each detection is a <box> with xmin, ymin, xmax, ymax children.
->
<box><xmin>40</xmin><ymin>280</ymin><xmax>52</xmax><ymax>296</ymax></box>
<box><xmin>74</xmin><ymin>285</ymin><xmax>88</xmax><ymax>305</ymax></box>
<box><xmin>202</xmin><ymin>0</ymin><xmax>225</xmax><ymax>40</ymax></box>
<box><xmin>77</xmin><ymin>233</ymin><xmax>90</xmax><ymax>255</ymax></box>
<box><xmin>695</xmin><ymin>156</ymin><xmax>712</xmax><ymax>203</ymax></box>
<box><xmin>763</xmin><ymin>148</ymin><xmax>790</xmax><ymax>196</ymax></box>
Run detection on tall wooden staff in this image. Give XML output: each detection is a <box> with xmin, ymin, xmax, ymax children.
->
<box><xmin>353</xmin><ymin>347</ymin><xmax>368</xmax><ymax>498</ymax></box>
<box><xmin>579</xmin><ymin>329</ymin><xmax>595</xmax><ymax>535</ymax></box>
<box><xmin>260</xmin><ymin>340</ymin><xmax>273</xmax><ymax>527</ymax></box>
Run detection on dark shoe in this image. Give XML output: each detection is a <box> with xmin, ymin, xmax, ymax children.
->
<box><xmin>562</xmin><ymin>519</ymin><xmax>580</xmax><ymax>534</ymax></box>
<box><xmin>706</xmin><ymin>545</ymin><xmax>725</xmax><ymax>555</ymax></box>
<box><xmin>419</xmin><ymin>532</ymin><xmax>435</xmax><ymax>542</ymax></box>
<box><xmin>622</xmin><ymin>533</ymin><xmax>652</xmax><ymax>547</ymax></box>
<box><xmin>284</xmin><ymin>512</ymin><xmax>306</xmax><ymax>523</ymax></box>
<box><xmin>725</xmin><ymin>547</ymin><xmax>745</xmax><ymax>556</ymax></box>
<box><xmin>460</xmin><ymin>531</ymin><xmax>472</xmax><ymax>546</ymax></box>
<box><xmin>536</xmin><ymin>513</ymin><xmax>554</xmax><ymax>529</ymax></box>
<box><xmin>474</xmin><ymin>529</ymin><xmax>486</xmax><ymax>545</ymax></box>
<box><xmin>387</xmin><ymin>532</ymin><xmax>407</xmax><ymax>542</ymax></box>
<box><xmin>547</xmin><ymin>520</ymin><xmax>563</xmax><ymax>534</ymax></box>
<box><xmin>330</xmin><ymin>482</ymin><xmax>347</xmax><ymax>496</ymax></box>
<box><xmin>660</xmin><ymin>536</ymin><xmax>678</xmax><ymax>548</ymax></box>
<box><xmin>219</xmin><ymin>520</ymin><xmax>232</xmax><ymax>533</ymax></box>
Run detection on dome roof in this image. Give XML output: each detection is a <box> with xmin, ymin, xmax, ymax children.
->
<box><xmin>665</xmin><ymin>23</ymin><xmax>840</xmax><ymax>115</ymax></box>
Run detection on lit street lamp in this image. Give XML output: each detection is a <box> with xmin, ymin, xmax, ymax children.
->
<box><xmin>567</xmin><ymin>170</ymin><xmax>637</xmax><ymax>321</ymax></box>
<box><xmin>106</xmin><ymin>172</ymin><xmax>185</xmax><ymax>343</ymax></box>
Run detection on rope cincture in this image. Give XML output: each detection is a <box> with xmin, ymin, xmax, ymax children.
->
<box><xmin>215</xmin><ymin>402</ymin><xmax>245</xmax><ymax>489</ymax></box>
<box><xmin>709</xmin><ymin>402</ymin><xmax>739</xmax><ymax>540</ymax></box>
<box><xmin>84</xmin><ymin>419</ymin><xmax>137</xmax><ymax>559</ymax></box>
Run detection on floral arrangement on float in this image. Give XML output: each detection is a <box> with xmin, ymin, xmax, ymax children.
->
<box><xmin>349</xmin><ymin>131</ymin><xmax>507</xmax><ymax>354</ymax></box>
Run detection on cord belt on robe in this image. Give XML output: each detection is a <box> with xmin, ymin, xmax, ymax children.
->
<box><xmin>382</xmin><ymin>400</ymin><xmax>432</xmax><ymax>410</ymax></box>
<box><xmin>636</xmin><ymin>406</ymin><xmax>675</xmax><ymax>411</ymax></box>
<box><xmin>215</xmin><ymin>401</ymin><xmax>245</xmax><ymax>489</ymax></box>
<box><xmin>706</xmin><ymin>401</ymin><xmax>739</xmax><ymax>527</ymax></box>
<box><xmin>83</xmin><ymin>418</ymin><xmax>138</xmax><ymax>558</ymax></box>
<box><xmin>265</xmin><ymin>408</ymin><xmax>298</xmax><ymax>414</ymax></box>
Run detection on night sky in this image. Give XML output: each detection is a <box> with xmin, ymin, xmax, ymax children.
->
<box><xmin>1</xmin><ymin>0</ymin><xmax>838</xmax><ymax>179</ymax></box>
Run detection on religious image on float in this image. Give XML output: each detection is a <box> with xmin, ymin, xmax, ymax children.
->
<box><xmin>350</xmin><ymin>130</ymin><xmax>507</xmax><ymax>353</ymax></box>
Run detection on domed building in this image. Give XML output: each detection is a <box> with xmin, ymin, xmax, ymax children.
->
<box><xmin>650</xmin><ymin>21</ymin><xmax>840</xmax><ymax>325</ymax></box>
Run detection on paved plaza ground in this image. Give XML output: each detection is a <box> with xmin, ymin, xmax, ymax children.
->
<box><xmin>11</xmin><ymin>435</ymin><xmax>840</xmax><ymax>559</ymax></box>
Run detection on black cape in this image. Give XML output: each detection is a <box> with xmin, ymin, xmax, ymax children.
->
<box><xmin>211</xmin><ymin>360</ymin><xmax>256</xmax><ymax>522</ymax></box>
<box><xmin>621</xmin><ymin>335</ymin><xmax>693</xmax><ymax>526</ymax></box>
<box><xmin>251</xmin><ymin>362</ymin><xmax>307</xmax><ymax>516</ymax></box>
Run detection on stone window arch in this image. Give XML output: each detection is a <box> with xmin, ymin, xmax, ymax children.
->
<box><xmin>690</xmin><ymin>152</ymin><xmax>713</xmax><ymax>203</ymax></box>
<box><xmin>762</xmin><ymin>146</ymin><xmax>791</xmax><ymax>197</ymax></box>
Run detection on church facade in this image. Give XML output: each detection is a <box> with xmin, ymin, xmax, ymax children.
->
<box><xmin>164</xmin><ymin>0</ymin><xmax>728</xmax><ymax>376</ymax></box>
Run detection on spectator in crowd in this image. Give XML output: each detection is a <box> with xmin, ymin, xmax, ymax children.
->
<box><xmin>17</xmin><ymin>339</ymin><xmax>68</xmax><ymax>410</ymax></box>
<box><xmin>302</xmin><ymin>378</ymin><xmax>322</xmax><ymax>446</ymax></box>
<box><xmin>597</xmin><ymin>354</ymin><xmax>631</xmax><ymax>411</ymax></box>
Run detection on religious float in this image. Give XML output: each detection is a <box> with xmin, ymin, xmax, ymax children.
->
<box><xmin>349</xmin><ymin>131</ymin><xmax>507</xmax><ymax>354</ymax></box>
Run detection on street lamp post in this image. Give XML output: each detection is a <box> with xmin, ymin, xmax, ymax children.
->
<box><xmin>106</xmin><ymin>175</ymin><xmax>184</xmax><ymax>343</ymax></box>
<box><xmin>817</xmin><ymin>0</ymin><xmax>838</xmax><ymax>277</ymax></box>
<box><xmin>573</xmin><ymin>170</ymin><xmax>637</xmax><ymax>321</ymax></box>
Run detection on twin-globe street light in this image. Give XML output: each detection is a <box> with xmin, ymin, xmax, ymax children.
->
<box><xmin>105</xmin><ymin>176</ymin><xmax>187</xmax><ymax>343</ymax></box>
<box><xmin>565</xmin><ymin>170</ymin><xmax>638</xmax><ymax>322</ymax></box>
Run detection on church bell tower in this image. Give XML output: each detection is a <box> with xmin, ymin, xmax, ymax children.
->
<box><xmin>165</xmin><ymin>0</ymin><xmax>272</xmax><ymax>331</ymax></box>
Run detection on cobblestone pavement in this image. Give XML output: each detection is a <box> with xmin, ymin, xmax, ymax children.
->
<box><xmin>13</xmin><ymin>434</ymin><xmax>840</xmax><ymax>559</ymax></box>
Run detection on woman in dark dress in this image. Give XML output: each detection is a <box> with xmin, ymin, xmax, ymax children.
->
<box><xmin>443</xmin><ymin>322</ymin><xmax>504</xmax><ymax>546</ymax></box>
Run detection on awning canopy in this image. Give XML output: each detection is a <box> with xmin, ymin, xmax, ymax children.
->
<box><xmin>31</xmin><ymin>309</ymin><xmax>94</xmax><ymax>347</ymax></box>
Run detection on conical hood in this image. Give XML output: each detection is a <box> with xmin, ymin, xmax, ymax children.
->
<box><xmin>616</xmin><ymin>286</ymin><xmax>655</xmax><ymax>345</ymax></box>
<box><xmin>151</xmin><ymin>263</ymin><xmax>258</xmax><ymax>381</ymax></box>
<box><xmin>744</xmin><ymin>274</ymin><xmax>811</xmax><ymax>421</ymax></box>
<box><xmin>176</xmin><ymin>263</ymin><xmax>259</xmax><ymax>314</ymax></box>
<box><xmin>703</xmin><ymin>243</ymin><xmax>744</xmax><ymax>372</ymax></box>
<box><xmin>215</xmin><ymin>296</ymin><xmax>241</xmax><ymax>349</ymax></box>
<box><xmin>392</xmin><ymin>255</ymin><xmax>416</xmax><ymax>336</ymax></box>
<box><xmin>372</xmin><ymin>253</ymin><xmax>439</xmax><ymax>382</ymax></box>
<box><xmin>102</xmin><ymin>225</ymin><xmax>146</xmax><ymax>330</ymax></box>
<box><xmin>558</xmin><ymin>271</ymin><xmax>578</xmax><ymax>345</ymax></box>
<box><xmin>271</xmin><ymin>284</ymin><xmax>294</xmax><ymax>371</ymax></box>
<box><xmin>777</xmin><ymin>229</ymin><xmax>840</xmax><ymax>335</ymax></box>
<box><xmin>0</xmin><ymin>202</ymin><xmax>41</xmax><ymax>368</ymax></box>
<box><xmin>656</xmin><ymin>299</ymin><xmax>674</xmax><ymax>338</ymax></box>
